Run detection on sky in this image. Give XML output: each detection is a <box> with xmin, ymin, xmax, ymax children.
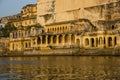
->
<box><xmin>0</xmin><ymin>0</ymin><xmax>36</xmax><ymax>18</ymax></box>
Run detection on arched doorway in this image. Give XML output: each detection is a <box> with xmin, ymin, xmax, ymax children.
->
<box><xmin>108</xmin><ymin>37</ymin><xmax>112</xmax><ymax>47</ymax></box>
<box><xmin>65</xmin><ymin>34</ymin><xmax>69</xmax><ymax>43</ymax></box>
<box><xmin>85</xmin><ymin>38</ymin><xmax>89</xmax><ymax>46</ymax></box>
<box><xmin>48</xmin><ymin>35</ymin><xmax>51</xmax><ymax>44</ymax></box>
<box><xmin>59</xmin><ymin>35</ymin><xmax>62</xmax><ymax>44</ymax></box>
<box><xmin>37</xmin><ymin>37</ymin><xmax>41</xmax><ymax>45</ymax></box>
<box><xmin>71</xmin><ymin>34</ymin><xmax>75</xmax><ymax>43</ymax></box>
<box><xmin>42</xmin><ymin>35</ymin><xmax>46</xmax><ymax>44</ymax></box>
<box><xmin>91</xmin><ymin>38</ymin><xmax>94</xmax><ymax>47</ymax></box>
<box><xmin>53</xmin><ymin>35</ymin><xmax>57</xmax><ymax>44</ymax></box>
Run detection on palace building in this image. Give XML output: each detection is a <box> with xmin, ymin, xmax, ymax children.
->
<box><xmin>0</xmin><ymin>4</ymin><xmax>37</xmax><ymax>28</ymax></box>
<box><xmin>12</xmin><ymin>4</ymin><xmax>37</xmax><ymax>28</ymax></box>
<box><xmin>9</xmin><ymin>26</ymin><xmax>44</xmax><ymax>51</ymax></box>
<box><xmin>8</xmin><ymin>0</ymin><xmax>120</xmax><ymax>52</ymax></box>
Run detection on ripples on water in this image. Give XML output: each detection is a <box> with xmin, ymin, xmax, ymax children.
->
<box><xmin>0</xmin><ymin>56</ymin><xmax>120</xmax><ymax>80</ymax></box>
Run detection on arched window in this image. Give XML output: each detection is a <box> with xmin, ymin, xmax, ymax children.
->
<box><xmin>112</xmin><ymin>25</ymin><xmax>115</xmax><ymax>29</ymax></box>
<box><xmin>37</xmin><ymin>37</ymin><xmax>41</xmax><ymax>44</ymax></box>
<box><xmin>85</xmin><ymin>38</ymin><xmax>89</xmax><ymax>46</ymax></box>
<box><xmin>65</xmin><ymin>34</ymin><xmax>69</xmax><ymax>43</ymax></box>
<box><xmin>91</xmin><ymin>38</ymin><xmax>94</xmax><ymax>47</ymax></box>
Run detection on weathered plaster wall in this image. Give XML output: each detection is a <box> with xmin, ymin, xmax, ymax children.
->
<box><xmin>54</xmin><ymin>0</ymin><xmax>116</xmax><ymax>13</ymax></box>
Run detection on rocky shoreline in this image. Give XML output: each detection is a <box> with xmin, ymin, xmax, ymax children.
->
<box><xmin>0</xmin><ymin>48</ymin><xmax>120</xmax><ymax>57</ymax></box>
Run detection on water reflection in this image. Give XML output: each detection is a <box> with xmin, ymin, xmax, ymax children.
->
<box><xmin>0</xmin><ymin>56</ymin><xmax>120</xmax><ymax>80</ymax></box>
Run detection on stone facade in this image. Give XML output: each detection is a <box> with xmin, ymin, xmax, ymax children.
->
<box><xmin>0</xmin><ymin>4</ymin><xmax>37</xmax><ymax>28</ymax></box>
<box><xmin>8</xmin><ymin>0</ymin><xmax>120</xmax><ymax>52</ymax></box>
<box><xmin>12</xmin><ymin>4</ymin><xmax>37</xmax><ymax>28</ymax></box>
<box><xmin>9</xmin><ymin>26</ymin><xmax>44</xmax><ymax>51</ymax></box>
<box><xmin>37</xmin><ymin>0</ymin><xmax>55</xmax><ymax>26</ymax></box>
<box><xmin>0</xmin><ymin>38</ymin><xmax>9</xmax><ymax>50</ymax></box>
<box><xmin>37</xmin><ymin>0</ymin><xmax>118</xmax><ymax>25</ymax></box>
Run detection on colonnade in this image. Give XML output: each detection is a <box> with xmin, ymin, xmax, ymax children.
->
<box><xmin>46</xmin><ymin>25</ymin><xmax>76</xmax><ymax>33</ymax></box>
<box><xmin>84</xmin><ymin>36</ymin><xmax>117</xmax><ymax>48</ymax></box>
<box><xmin>10</xmin><ymin>30</ymin><xmax>30</xmax><ymax>39</ymax></box>
<box><xmin>36</xmin><ymin>33</ymin><xmax>76</xmax><ymax>47</ymax></box>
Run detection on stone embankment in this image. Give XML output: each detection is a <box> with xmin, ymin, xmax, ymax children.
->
<box><xmin>0</xmin><ymin>48</ymin><xmax>120</xmax><ymax>57</ymax></box>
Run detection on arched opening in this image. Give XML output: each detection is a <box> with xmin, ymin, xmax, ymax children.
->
<box><xmin>48</xmin><ymin>28</ymin><xmax>49</xmax><ymax>32</ymax></box>
<box><xmin>37</xmin><ymin>37</ymin><xmax>41</xmax><ymax>44</ymax></box>
<box><xmin>42</xmin><ymin>35</ymin><xmax>46</xmax><ymax>44</ymax></box>
<box><xmin>65</xmin><ymin>34</ymin><xmax>69</xmax><ymax>43</ymax></box>
<box><xmin>85</xmin><ymin>38</ymin><xmax>89</xmax><ymax>46</ymax></box>
<box><xmin>48</xmin><ymin>36</ymin><xmax>51</xmax><ymax>44</ymax></box>
<box><xmin>59</xmin><ymin>35</ymin><xmax>62</xmax><ymax>44</ymax></box>
<box><xmin>71</xmin><ymin>34</ymin><xmax>75</xmax><ymax>43</ymax></box>
<box><xmin>53</xmin><ymin>28</ymin><xmax>54</xmax><ymax>32</ymax></box>
<box><xmin>25</xmin><ymin>43</ymin><xmax>28</xmax><ymax>48</ymax></box>
<box><xmin>108</xmin><ymin>37</ymin><xmax>112</xmax><ymax>47</ymax></box>
<box><xmin>91</xmin><ymin>38</ymin><xmax>94</xmax><ymax>47</ymax></box>
<box><xmin>53</xmin><ymin>35</ymin><xmax>57</xmax><ymax>44</ymax></box>
<box><xmin>96</xmin><ymin>38</ymin><xmax>98</xmax><ymax>47</ymax></box>
<box><xmin>112</xmin><ymin>25</ymin><xmax>115</xmax><ymax>29</ymax></box>
<box><xmin>114</xmin><ymin>37</ymin><xmax>117</xmax><ymax>46</ymax></box>
<box><xmin>76</xmin><ymin>39</ymin><xmax>80</xmax><ymax>47</ymax></box>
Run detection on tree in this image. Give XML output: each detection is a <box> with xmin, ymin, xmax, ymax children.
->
<box><xmin>1</xmin><ymin>22</ymin><xmax>17</xmax><ymax>37</ymax></box>
<box><xmin>26</xmin><ymin>23</ymin><xmax>43</xmax><ymax>30</ymax></box>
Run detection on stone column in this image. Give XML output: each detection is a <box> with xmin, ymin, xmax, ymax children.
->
<box><xmin>62</xmin><ymin>34</ymin><xmax>65</xmax><ymax>45</ymax></box>
<box><xmin>17</xmin><ymin>32</ymin><xmax>19</xmax><ymax>38</ymax></box>
<box><xmin>94</xmin><ymin>38</ymin><xmax>96</xmax><ymax>48</ymax></box>
<box><xmin>69</xmin><ymin>34</ymin><xmax>72</xmax><ymax>45</ymax></box>
<box><xmin>56</xmin><ymin>35</ymin><xmax>59</xmax><ymax>45</ymax></box>
<box><xmin>50</xmin><ymin>36</ymin><xmax>53</xmax><ymax>45</ymax></box>
<box><xmin>46</xmin><ymin>35</ymin><xmax>48</xmax><ymax>46</ymax></box>
<box><xmin>112</xmin><ymin>37</ymin><xmax>114</xmax><ymax>48</ymax></box>
<box><xmin>40</xmin><ymin>36</ymin><xmax>42</xmax><ymax>45</ymax></box>
<box><xmin>89</xmin><ymin>38</ymin><xmax>92</xmax><ymax>47</ymax></box>
<box><xmin>106</xmin><ymin>37</ymin><xmax>108</xmax><ymax>48</ymax></box>
<box><xmin>34</xmin><ymin>37</ymin><xmax>37</xmax><ymax>47</ymax></box>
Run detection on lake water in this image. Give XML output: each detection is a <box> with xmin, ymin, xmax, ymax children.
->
<box><xmin>0</xmin><ymin>56</ymin><xmax>120</xmax><ymax>80</ymax></box>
